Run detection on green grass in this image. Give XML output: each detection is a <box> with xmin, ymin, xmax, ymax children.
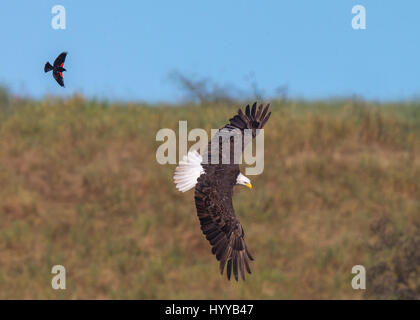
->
<box><xmin>0</xmin><ymin>95</ymin><xmax>419</xmax><ymax>299</ymax></box>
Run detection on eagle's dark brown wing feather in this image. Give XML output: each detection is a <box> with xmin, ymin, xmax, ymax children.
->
<box><xmin>195</xmin><ymin>170</ymin><xmax>253</xmax><ymax>281</ymax></box>
<box><xmin>194</xmin><ymin>102</ymin><xmax>271</xmax><ymax>281</ymax></box>
<box><xmin>229</xmin><ymin>102</ymin><xmax>271</xmax><ymax>139</ymax></box>
<box><xmin>202</xmin><ymin>102</ymin><xmax>271</xmax><ymax>167</ymax></box>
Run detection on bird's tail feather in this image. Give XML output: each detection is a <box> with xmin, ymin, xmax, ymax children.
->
<box><xmin>44</xmin><ymin>62</ymin><xmax>53</xmax><ymax>73</ymax></box>
<box><xmin>173</xmin><ymin>150</ymin><xmax>204</xmax><ymax>192</ymax></box>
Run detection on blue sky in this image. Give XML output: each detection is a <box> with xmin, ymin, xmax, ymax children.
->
<box><xmin>0</xmin><ymin>1</ymin><xmax>419</xmax><ymax>102</ymax></box>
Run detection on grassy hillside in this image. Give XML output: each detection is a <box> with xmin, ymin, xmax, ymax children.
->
<box><xmin>0</xmin><ymin>95</ymin><xmax>419</xmax><ymax>299</ymax></box>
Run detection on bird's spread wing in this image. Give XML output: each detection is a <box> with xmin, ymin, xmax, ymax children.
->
<box><xmin>53</xmin><ymin>52</ymin><xmax>67</xmax><ymax>68</ymax></box>
<box><xmin>226</xmin><ymin>101</ymin><xmax>271</xmax><ymax>149</ymax></box>
<box><xmin>53</xmin><ymin>70</ymin><xmax>65</xmax><ymax>87</ymax></box>
<box><xmin>195</xmin><ymin>173</ymin><xmax>254</xmax><ymax>281</ymax></box>
<box><xmin>203</xmin><ymin>102</ymin><xmax>271</xmax><ymax>166</ymax></box>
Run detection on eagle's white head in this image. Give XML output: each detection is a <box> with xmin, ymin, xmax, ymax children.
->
<box><xmin>236</xmin><ymin>172</ymin><xmax>252</xmax><ymax>190</ymax></box>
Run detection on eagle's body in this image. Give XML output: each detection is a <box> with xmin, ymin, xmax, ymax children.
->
<box><xmin>174</xmin><ymin>102</ymin><xmax>271</xmax><ymax>281</ymax></box>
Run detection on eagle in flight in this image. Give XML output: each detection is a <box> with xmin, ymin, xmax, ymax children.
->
<box><xmin>173</xmin><ymin>102</ymin><xmax>271</xmax><ymax>281</ymax></box>
<box><xmin>44</xmin><ymin>52</ymin><xmax>67</xmax><ymax>87</ymax></box>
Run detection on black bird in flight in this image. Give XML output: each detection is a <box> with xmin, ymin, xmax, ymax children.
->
<box><xmin>44</xmin><ymin>52</ymin><xmax>67</xmax><ymax>87</ymax></box>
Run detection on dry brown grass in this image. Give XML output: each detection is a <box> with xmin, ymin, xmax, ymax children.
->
<box><xmin>0</xmin><ymin>95</ymin><xmax>418</xmax><ymax>299</ymax></box>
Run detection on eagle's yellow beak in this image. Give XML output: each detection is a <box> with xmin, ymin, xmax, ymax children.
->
<box><xmin>245</xmin><ymin>183</ymin><xmax>252</xmax><ymax>190</ymax></box>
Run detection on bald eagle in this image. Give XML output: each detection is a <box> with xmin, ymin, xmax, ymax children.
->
<box><xmin>173</xmin><ymin>102</ymin><xmax>271</xmax><ymax>281</ymax></box>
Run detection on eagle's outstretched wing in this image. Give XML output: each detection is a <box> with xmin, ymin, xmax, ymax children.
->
<box><xmin>202</xmin><ymin>102</ymin><xmax>271</xmax><ymax>167</ymax></box>
<box><xmin>194</xmin><ymin>102</ymin><xmax>271</xmax><ymax>280</ymax></box>
<box><xmin>53</xmin><ymin>52</ymin><xmax>67</xmax><ymax>68</ymax></box>
<box><xmin>195</xmin><ymin>171</ymin><xmax>253</xmax><ymax>281</ymax></box>
<box><xmin>227</xmin><ymin>102</ymin><xmax>271</xmax><ymax>140</ymax></box>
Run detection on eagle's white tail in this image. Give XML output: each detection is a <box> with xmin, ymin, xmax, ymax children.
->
<box><xmin>173</xmin><ymin>150</ymin><xmax>204</xmax><ymax>192</ymax></box>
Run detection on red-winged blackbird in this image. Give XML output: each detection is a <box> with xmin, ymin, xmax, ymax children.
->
<box><xmin>44</xmin><ymin>52</ymin><xmax>67</xmax><ymax>87</ymax></box>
